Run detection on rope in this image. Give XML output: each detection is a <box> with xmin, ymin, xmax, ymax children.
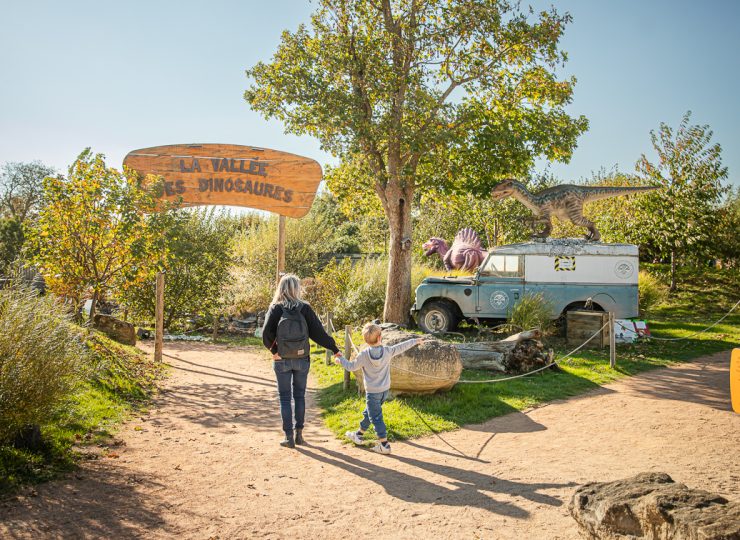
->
<box><xmin>345</xmin><ymin>321</ymin><xmax>609</xmax><ymax>384</ymax></box>
<box><xmin>639</xmin><ymin>299</ymin><xmax>739</xmax><ymax>341</ymax></box>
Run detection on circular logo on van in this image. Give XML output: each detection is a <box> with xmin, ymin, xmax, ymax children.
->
<box><xmin>489</xmin><ymin>290</ymin><xmax>510</xmax><ymax>310</ymax></box>
<box><xmin>614</xmin><ymin>260</ymin><xmax>635</xmax><ymax>279</ymax></box>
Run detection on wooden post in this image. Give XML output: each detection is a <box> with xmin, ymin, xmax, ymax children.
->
<box><xmin>324</xmin><ymin>311</ymin><xmax>333</xmax><ymax>366</ymax></box>
<box><xmin>609</xmin><ymin>311</ymin><xmax>616</xmax><ymax>368</ymax></box>
<box><xmin>276</xmin><ymin>215</ymin><xmax>286</xmax><ymax>284</ymax></box>
<box><xmin>212</xmin><ymin>314</ymin><xmax>219</xmax><ymax>343</ymax></box>
<box><xmin>343</xmin><ymin>325</ymin><xmax>352</xmax><ymax>391</ymax></box>
<box><xmin>155</xmin><ymin>271</ymin><xmax>165</xmax><ymax>363</ymax></box>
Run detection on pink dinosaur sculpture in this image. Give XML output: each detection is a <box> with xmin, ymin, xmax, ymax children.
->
<box><xmin>422</xmin><ymin>227</ymin><xmax>488</xmax><ymax>271</ymax></box>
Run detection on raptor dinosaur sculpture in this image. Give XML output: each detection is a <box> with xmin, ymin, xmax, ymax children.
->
<box><xmin>490</xmin><ymin>179</ymin><xmax>658</xmax><ymax>241</ymax></box>
<box><xmin>423</xmin><ymin>227</ymin><xmax>488</xmax><ymax>271</ymax></box>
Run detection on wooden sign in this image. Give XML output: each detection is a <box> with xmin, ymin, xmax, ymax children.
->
<box><xmin>123</xmin><ymin>144</ymin><xmax>322</xmax><ymax>218</ymax></box>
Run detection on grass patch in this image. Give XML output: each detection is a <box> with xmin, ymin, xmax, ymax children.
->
<box><xmin>0</xmin><ymin>331</ymin><xmax>164</xmax><ymax>495</ymax></box>
<box><xmin>312</xmin><ymin>266</ymin><xmax>739</xmax><ymax>444</ymax></box>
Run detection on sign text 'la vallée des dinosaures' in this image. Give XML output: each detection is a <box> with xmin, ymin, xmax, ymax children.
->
<box><xmin>123</xmin><ymin>144</ymin><xmax>323</xmax><ymax>218</ymax></box>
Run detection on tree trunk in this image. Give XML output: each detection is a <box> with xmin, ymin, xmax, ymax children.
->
<box><xmin>381</xmin><ymin>183</ymin><xmax>414</xmax><ymax>324</ymax></box>
<box><xmin>670</xmin><ymin>250</ymin><xmax>677</xmax><ymax>292</ymax></box>
<box><xmin>88</xmin><ymin>290</ymin><xmax>99</xmax><ymax>323</ymax></box>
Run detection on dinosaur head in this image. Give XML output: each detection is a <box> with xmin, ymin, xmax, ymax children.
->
<box><xmin>422</xmin><ymin>237</ymin><xmax>448</xmax><ymax>256</ymax></box>
<box><xmin>490</xmin><ymin>179</ymin><xmax>521</xmax><ymax>201</ymax></box>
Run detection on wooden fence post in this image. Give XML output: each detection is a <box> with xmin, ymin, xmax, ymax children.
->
<box><xmin>212</xmin><ymin>314</ymin><xmax>219</xmax><ymax>343</ymax></box>
<box><xmin>155</xmin><ymin>271</ymin><xmax>164</xmax><ymax>363</ymax></box>
<box><xmin>609</xmin><ymin>311</ymin><xmax>616</xmax><ymax>368</ymax></box>
<box><xmin>343</xmin><ymin>325</ymin><xmax>352</xmax><ymax>391</ymax></box>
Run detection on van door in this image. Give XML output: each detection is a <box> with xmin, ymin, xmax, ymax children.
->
<box><xmin>476</xmin><ymin>254</ymin><xmax>524</xmax><ymax>318</ymax></box>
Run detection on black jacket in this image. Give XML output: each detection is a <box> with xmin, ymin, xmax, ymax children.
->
<box><xmin>261</xmin><ymin>302</ymin><xmax>339</xmax><ymax>356</ymax></box>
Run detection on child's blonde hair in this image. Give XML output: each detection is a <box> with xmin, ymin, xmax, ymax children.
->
<box><xmin>362</xmin><ymin>323</ymin><xmax>382</xmax><ymax>345</ymax></box>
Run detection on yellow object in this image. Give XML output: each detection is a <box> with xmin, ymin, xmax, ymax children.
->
<box><xmin>732</xmin><ymin>349</ymin><xmax>740</xmax><ymax>413</ymax></box>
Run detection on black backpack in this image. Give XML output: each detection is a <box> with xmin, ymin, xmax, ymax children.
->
<box><xmin>275</xmin><ymin>304</ymin><xmax>310</xmax><ymax>359</ymax></box>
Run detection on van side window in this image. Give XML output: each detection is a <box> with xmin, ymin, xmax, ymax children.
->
<box><xmin>481</xmin><ymin>255</ymin><xmax>522</xmax><ymax>278</ymax></box>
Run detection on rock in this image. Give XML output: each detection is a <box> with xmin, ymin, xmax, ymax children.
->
<box><xmin>353</xmin><ymin>330</ymin><xmax>462</xmax><ymax>396</ymax></box>
<box><xmin>569</xmin><ymin>472</ymin><xmax>740</xmax><ymax>540</ymax></box>
<box><xmin>136</xmin><ymin>328</ymin><xmax>152</xmax><ymax>340</ymax></box>
<box><xmin>93</xmin><ymin>314</ymin><xmax>136</xmax><ymax>345</ymax></box>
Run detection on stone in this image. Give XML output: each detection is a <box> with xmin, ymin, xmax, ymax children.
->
<box><xmin>353</xmin><ymin>330</ymin><xmax>462</xmax><ymax>396</ymax></box>
<box><xmin>13</xmin><ymin>424</ymin><xmax>43</xmax><ymax>452</ymax></box>
<box><xmin>93</xmin><ymin>314</ymin><xmax>136</xmax><ymax>346</ymax></box>
<box><xmin>136</xmin><ymin>327</ymin><xmax>152</xmax><ymax>340</ymax></box>
<box><xmin>569</xmin><ymin>472</ymin><xmax>740</xmax><ymax>540</ymax></box>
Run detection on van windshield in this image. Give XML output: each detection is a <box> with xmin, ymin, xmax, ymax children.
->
<box><xmin>480</xmin><ymin>254</ymin><xmax>522</xmax><ymax>278</ymax></box>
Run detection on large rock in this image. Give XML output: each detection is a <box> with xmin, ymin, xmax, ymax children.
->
<box><xmin>93</xmin><ymin>314</ymin><xmax>136</xmax><ymax>346</ymax></box>
<box><xmin>569</xmin><ymin>472</ymin><xmax>740</xmax><ymax>540</ymax></box>
<box><xmin>353</xmin><ymin>330</ymin><xmax>462</xmax><ymax>396</ymax></box>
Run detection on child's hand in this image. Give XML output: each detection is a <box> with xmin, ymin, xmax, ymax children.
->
<box><xmin>334</xmin><ymin>355</ymin><xmax>345</xmax><ymax>365</ymax></box>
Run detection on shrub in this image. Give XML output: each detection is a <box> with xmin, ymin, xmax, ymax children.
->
<box><xmin>0</xmin><ymin>286</ymin><xmax>89</xmax><ymax>443</ymax></box>
<box><xmin>638</xmin><ymin>270</ymin><xmax>668</xmax><ymax>316</ymax></box>
<box><xmin>304</xmin><ymin>257</ymin><xmax>437</xmax><ymax>327</ymax></box>
<box><xmin>508</xmin><ymin>292</ymin><xmax>554</xmax><ymax>333</ymax></box>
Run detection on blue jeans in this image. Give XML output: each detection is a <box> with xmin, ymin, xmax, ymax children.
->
<box><xmin>360</xmin><ymin>390</ymin><xmax>390</xmax><ymax>440</ymax></box>
<box><xmin>273</xmin><ymin>358</ymin><xmax>310</xmax><ymax>435</ymax></box>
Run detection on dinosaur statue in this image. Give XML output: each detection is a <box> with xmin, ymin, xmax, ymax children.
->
<box><xmin>490</xmin><ymin>179</ymin><xmax>658</xmax><ymax>241</ymax></box>
<box><xmin>423</xmin><ymin>227</ymin><xmax>488</xmax><ymax>271</ymax></box>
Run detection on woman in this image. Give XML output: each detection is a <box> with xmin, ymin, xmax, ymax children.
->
<box><xmin>261</xmin><ymin>274</ymin><xmax>341</xmax><ymax>448</ymax></box>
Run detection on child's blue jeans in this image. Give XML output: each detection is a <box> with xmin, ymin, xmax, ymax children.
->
<box><xmin>360</xmin><ymin>390</ymin><xmax>390</xmax><ymax>439</ymax></box>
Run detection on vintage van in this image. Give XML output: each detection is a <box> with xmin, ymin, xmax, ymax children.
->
<box><xmin>411</xmin><ymin>240</ymin><xmax>639</xmax><ymax>333</ymax></box>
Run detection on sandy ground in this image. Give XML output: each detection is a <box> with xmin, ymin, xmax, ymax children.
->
<box><xmin>1</xmin><ymin>343</ymin><xmax>738</xmax><ymax>539</ymax></box>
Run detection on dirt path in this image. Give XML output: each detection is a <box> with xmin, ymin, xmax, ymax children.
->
<box><xmin>2</xmin><ymin>344</ymin><xmax>738</xmax><ymax>539</ymax></box>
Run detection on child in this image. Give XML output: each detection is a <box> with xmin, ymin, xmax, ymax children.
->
<box><xmin>335</xmin><ymin>323</ymin><xmax>424</xmax><ymax>454</ymax></box>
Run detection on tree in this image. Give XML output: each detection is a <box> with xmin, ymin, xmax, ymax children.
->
<box><xmin>0</xmin><ymin>161</ymin><xmax>55</xmax><ymax>223</ymax></box>
<box><xmin>0</xmin><ymin>217</ymin><xmax>24</xmax><ymax>275</ymax></box>
<box><xmin>245</xmin><ymin>0</ymin><xmax>587</xmax><ymax>323</ymax></box>
<box><xmin>31</xmin><ymin>149</ymin><xmax>171</xmax><ymax>318</ymax></box>
<box><xmin>120</xmin><ymin>208</ymin><xmax>235</xmax><ymax>328</ymax></box>
<box><xmin>635</xmin><ymin>112</ymin><xmax>728</xmax><ymax>291</ymax></box>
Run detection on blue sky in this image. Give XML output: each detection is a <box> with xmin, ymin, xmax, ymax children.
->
<box><xmin>1</xmin><ymin>0</ymin><xmax>738</xmax><ymax>188</ymax></box>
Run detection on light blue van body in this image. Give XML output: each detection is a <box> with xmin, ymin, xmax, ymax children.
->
<box><xmin>411</xmin><ymin>240</ymin><xmax>639</xmax><ymax>332</ymax></box>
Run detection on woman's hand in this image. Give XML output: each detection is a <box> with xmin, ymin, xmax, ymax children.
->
<box><xmin>272</xmin><ymin>353</ymin><xmax>281</xmax><ymax>361</ymax></box>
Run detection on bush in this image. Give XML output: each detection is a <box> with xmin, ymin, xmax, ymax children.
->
<box><xmin>303</xmin><ymin>257</ymin><xmax>437</xmax><ymax>327</ymax></box>
<box><xmin>0</xmin><ymin>286</ymin><xmax>89</xmax><ymax>443</ymax></box>
<box><xmin>638</xmin><ymin>270</ymin><xmax>668</xmax><ymax>316</ymax></box>
<box><xmin>508</xmin><ymin>292</ymin><xmax>554</xmax><ymax>333</ymax></box>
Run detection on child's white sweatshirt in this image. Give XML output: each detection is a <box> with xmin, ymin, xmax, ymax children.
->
<box><xmin>338</xmin><ymin>339</ymin><xmax>419</xmax><ymax>393</ymax></box>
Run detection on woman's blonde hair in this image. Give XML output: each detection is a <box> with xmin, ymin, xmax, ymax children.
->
<box><xmin>271</xmin><ymin>273</ymin><xmax>303</xmax><ymax>309</ymax></box>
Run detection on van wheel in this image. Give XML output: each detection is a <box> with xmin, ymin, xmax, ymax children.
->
<box><xmin>419</xmin><ymin>302</ymin><xmax>459</xmax><ymax>334</ymax></box>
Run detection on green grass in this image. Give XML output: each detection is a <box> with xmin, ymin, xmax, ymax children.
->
<box><xmin>0</xmin><ymin>331</ymin><xmax>164</xmax><ymax>495</ymax></box>
<box><xmin>312</xmin><ymin>265</ymin><xmax>739</xmax><ymax>444</ymax></box>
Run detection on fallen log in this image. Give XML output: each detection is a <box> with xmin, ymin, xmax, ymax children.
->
<box><xmin>453</xmin><ymin>329</ymin><xmax>553</xmax><ymax>373</ymax></box>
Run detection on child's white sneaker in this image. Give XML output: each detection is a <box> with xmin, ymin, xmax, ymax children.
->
<box><xmin>345</xmin><ymin>430</ymin><xmax>364</xmax><ymax>445</ymax></box>
<box><xmin>372</xmin><ymin>442</ymin><xmax>391</xmax><ymax>455</ymax></box>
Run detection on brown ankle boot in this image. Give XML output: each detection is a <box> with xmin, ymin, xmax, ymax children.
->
<box><xmin>295</xmin><ymin>429</ymin><xmax>306</xmax><ymax>445</ymax></box>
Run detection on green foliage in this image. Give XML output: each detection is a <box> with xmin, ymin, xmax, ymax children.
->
<box><xmin>638</xmin><ymin>270</ymin><xmax>668</xmax><ymax>317</ymax></box>
<box><xmin>0</xmin><ymin>330</ymin><xmax>162</xmax><ymax>493</ymax></box>
<box><xmin>635</xmin><ymin>112</ymin><xmax>729</xmax><ymax>290</ymax></box>
<box><xmin>0</xmin><ymin>217</ymin><xmax>24</xmax><ymax>274</ymax></box>
<box><xmin>507</xmin><ymin>292</ymin><xmax>555</xmax><ymax>333</ymax></box>
<box><xmin>713</xmin><ymin>187</ymin><xmax>740</xmax><ymax>268</ymax></box>
<box><xmin>0</xmin><ymin>285</ymin><xmax>89</xmax><ymax>443</ymax></box>
<box><xmin>0</xmin><ymin>161</ymin><xmax>55</xmax><ymax>222</ymax></box>
<box><xmin>303</xmin><ymin>257</ymin><xmax>436</xmax><ymax>327</ymax></box>
<box><xmin>119</xmin><ymin>208</ymin><xmax>235</xmax><ymax>327</ymax></box>
<box><xmin>30</xmin><ymin>149</ymin><xmax>173</xmax><ymax>310</ymax></box>
<box><xmin>245</xmin><ymin>0</ymin><xmax>588</xmax><ymax>322</ymax></box>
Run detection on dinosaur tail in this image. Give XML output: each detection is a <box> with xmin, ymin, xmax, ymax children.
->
<box><xmin>586</xmin><ymin>185</ymin><xmax>659</xmax><ymax>202</ymax></box>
